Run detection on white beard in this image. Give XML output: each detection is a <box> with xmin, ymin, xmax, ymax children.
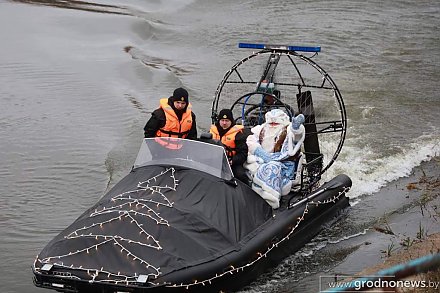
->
<box><xmin>260</xmin><ymin>124</ymin><xmax>286</xmax><ymax>152</ymax></box>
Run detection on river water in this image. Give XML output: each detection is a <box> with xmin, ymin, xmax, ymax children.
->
<box><xmin>1</xmin><ymin>1</ymin><xmax>439</xmax><ymax>292</ymax></box>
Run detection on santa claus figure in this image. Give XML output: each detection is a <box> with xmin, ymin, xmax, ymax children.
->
<box><xmin>245</xmin><ymin>109</ymin><xmax>305</xmax><ymax>209</ymax></box>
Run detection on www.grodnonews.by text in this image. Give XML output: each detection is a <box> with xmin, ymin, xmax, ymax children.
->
<box><xmin>320</xmin><ymin>276</ymin><xmax>440</xmax><ymax>292</ymax></box>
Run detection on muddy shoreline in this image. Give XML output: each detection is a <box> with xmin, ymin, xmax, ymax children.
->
<box><xmin>270</xmin><ymin>157</ymin><xmax>440</xmax><ymax>293</ymax></box>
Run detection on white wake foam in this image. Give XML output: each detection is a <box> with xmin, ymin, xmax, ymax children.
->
<box><xmin>323</xmin><ymin>134</ymin><xmax>440</xmax><ymax>200</ymax></box>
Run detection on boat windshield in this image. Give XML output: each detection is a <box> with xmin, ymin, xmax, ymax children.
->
<box><xmin>133</xmin><ymin>138</ymin><xmax>233</xmax><ymax>180</ymax></box>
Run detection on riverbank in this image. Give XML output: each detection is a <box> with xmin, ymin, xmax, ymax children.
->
<box><xmin>351</xmin><ymin>157</ymin><xmax>440</xmax><ymax>292</ymax></box>
<box><xmin>322</xmin><ymin>156</ymin><xmax>440</xmax><ymax>292</ymax></box>
<box><xmin>355</xmin><ymin>232</ymin><xmax>440</xmax><ymax>292</ymax></box>
<box><xmin>265</xmin><ymin>157</ymin><xmax>440</xmax><ymax>293</ymax></box>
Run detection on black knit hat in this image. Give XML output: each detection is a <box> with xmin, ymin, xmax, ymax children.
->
<box><xmin>171</xmin><ymin>87</ymin><xmax>189</xmax><ymax>103</ymax></box>
<box><xmin>217</xmin><ymin>109</ymin><xmax>234</xmax><ymax>122</ymax></box>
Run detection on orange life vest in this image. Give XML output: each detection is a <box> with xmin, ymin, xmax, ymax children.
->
<box><xmin>153</xmin><ymin>137</ymin><xmax>183</xmax><ymax>150</ymax></box>
<box><xmin>156</xmin><ymin>98</ymin><xmax>193</xmax><ymax>138</ymax></box>
<box><xmin>210</xmin><ymin>124</ymin><xmax>244</xmax><ymax>158</ymax></box>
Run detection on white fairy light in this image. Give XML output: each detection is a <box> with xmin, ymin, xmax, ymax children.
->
<box><xmin>164</xmin><ymin>186</ymin><xmax>350</xmax><ymax>290</ymax></box>
<box><xmin>36</xmin><ymin>167</ymin><xmax>178</xmax><ymax>286</ymax></box>
<box><xmin>35</xmin><ymin>165</ymin><xmax>350</xmax><ymax>290</ymax></box>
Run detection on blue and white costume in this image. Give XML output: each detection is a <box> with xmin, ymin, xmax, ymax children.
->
<box><xmin>245</xmin><ymin>109</ymin><xmax>305</xmax><ymax>209</ymax></box>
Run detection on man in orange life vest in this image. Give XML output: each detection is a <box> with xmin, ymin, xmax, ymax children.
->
<box><xmin>210</xmin><ymin>109</ymin><xmax>249</xmax><ymax>183</ymax></box>
<box><xmin>143</xmin><ymin>88</ymin><xmax>197</xmax><ymax>139</ymax></box>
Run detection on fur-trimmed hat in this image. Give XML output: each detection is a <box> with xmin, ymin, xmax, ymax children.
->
<box><xmin>264</xmin><ymin>109</ymin><xmax>290</xmax><ymax>126</ymax></box>
<box><xmin>171</xmin><ymin>87</ymin><xmax>189</xmax><ymax>103</ymax></box>
<box><xmin>217</xmin><ymin>109</ymin><xmax>234</xmax><ymax>122</ymax></box>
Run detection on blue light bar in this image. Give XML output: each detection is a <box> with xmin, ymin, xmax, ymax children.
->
<box><xmin>238</xmin><ymin>42</ymin><xmax>321</xmax><ymax>52</ymax></box>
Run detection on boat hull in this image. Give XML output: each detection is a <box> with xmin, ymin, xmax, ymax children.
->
<box><xmin>33</xmin><ymin>168</ymin><xmax>350</xmax><ymax>293</ymax></box>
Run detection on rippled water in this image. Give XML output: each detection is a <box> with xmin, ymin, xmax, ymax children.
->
<box><xmin>1</xmin><ymin>0</ymin><xmax>439</xmax><ymax>292</ymax></box>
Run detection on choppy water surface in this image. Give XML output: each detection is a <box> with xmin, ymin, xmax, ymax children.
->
<box><xmin>1</xmin><ymin>0</ymin><xmax>439</xmax><ymax>292</ymax></box>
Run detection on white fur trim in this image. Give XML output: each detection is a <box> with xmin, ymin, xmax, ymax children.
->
<box><xmin>244</xmin><ymin>155</ymin><xmax>259</xmax><ymax>174</ymax></box>
<box><xmin>281</xmin><ymin>180</ymin><xmax>293</xmax><ymax>196</ymax></box>
<box><xmin>246</xmin><ymin>134</ymin><xmax>260</xmax><ymax>154</ymax></box>
<box><xmin>264</xmin><ymin>109</ymin><xmax>290</xmax><ymax>126</ymax></box>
